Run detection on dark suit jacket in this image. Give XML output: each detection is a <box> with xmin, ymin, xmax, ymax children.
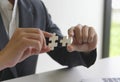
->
<box><xmin>0</xmin><ymin>0</ymin><xmax>96</xmax><ymax>81</ymax></box>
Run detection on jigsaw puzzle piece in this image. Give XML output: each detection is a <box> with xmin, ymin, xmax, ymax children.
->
<box><xmin>60</xmin><ymin>36</ymin><xmax>72</xmax><ymax>47</ymax></box>
<box><xmin>48</xmin><ymin>43</ymin><xmax>57</xmax><ymax>50</ymax></box>
<box><xmin>48</xmin><ymin>33</ymin><xmax>58</xmax><ymax>50</ymax></box>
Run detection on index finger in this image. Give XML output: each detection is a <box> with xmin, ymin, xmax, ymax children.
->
<box><xmin>43</xmin><ymin>31</ymin><xmax>53</xmax><ymax>38</ymax></box>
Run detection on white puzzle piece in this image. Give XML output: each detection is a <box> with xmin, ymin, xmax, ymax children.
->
<box><xmin>60</xmin><ymin>36</ymin><xmax>72</xmax><ymax>47</ymax></box>
<box><xmin>48</xmin><ymin>33</ymin><xmax>58</xmax><ymax>50</ymax></box>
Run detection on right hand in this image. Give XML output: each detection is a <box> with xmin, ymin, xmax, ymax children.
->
<box><xmin>0</xmin><ymin>28</ymin><xmax>52</xmax><ymax>70</ymax></box>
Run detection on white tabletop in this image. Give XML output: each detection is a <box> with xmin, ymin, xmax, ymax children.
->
<box><xmin>3</xmin><ymin>56</ymin><xmax>120</xmax><ymax>82</ymax></box>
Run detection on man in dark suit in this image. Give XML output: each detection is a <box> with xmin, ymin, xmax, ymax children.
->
<box><xmin>0</xmin><ymin>0</ymin><xmax>97</xmax><ymax>81</ymax></box>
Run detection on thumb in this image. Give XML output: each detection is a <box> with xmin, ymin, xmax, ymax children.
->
<box><xmin>67</xmin><ymin>44</ymin><xmax>76</xmax><ymax>52</ymax></box>
<box><xmin>40</xmin><ymin>47</ymin><xmax>51</xmax><ymax>53</ymax></box>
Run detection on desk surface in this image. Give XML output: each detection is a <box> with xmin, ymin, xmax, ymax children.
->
<box><xmin>3</xmin><ymin>56</ymin><xmax>120</xmax><ymax>82</ymax></box>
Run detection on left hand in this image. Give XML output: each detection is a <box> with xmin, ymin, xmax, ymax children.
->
<box><xmin>67</xmin><ymin>24</ymin><xmax>97</xmax><ymax>53</ymax></box>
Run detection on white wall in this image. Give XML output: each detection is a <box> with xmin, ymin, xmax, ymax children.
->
<box><xmin>36</xmin><ymin>0</ymin><xmax>104</xmax><ymax>73</ymax></box>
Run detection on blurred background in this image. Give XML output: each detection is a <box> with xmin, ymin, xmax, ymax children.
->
<box><xmin>110</xmin><ymin>0</ymin><xmax>120</xmax><ymax>57</ymax></box>
<box><xmin>36</xmin><ymin>0</ymin><xmax>120</xmax><ymax>73</ymax></box>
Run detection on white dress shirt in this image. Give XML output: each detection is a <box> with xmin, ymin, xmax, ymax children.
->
<box><xmin>0</xmin><ymin>0</ymin><xmax>19</xmax><ymax>38</ymax></box>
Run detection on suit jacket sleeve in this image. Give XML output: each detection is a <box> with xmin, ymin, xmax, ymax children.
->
<box><xmin>40</xmin><ymin>1</ymin><xmax>97</xmax><ymax>68</ymax></box>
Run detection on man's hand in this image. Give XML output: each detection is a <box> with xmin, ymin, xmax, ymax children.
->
<box><xmin>0</xmin><ymin>28</ymin><xmax>52</xmax><ymax>69</ymax></box>
<box><xmin>67</xmin><ymin>24</ymin><xmax>97</xmax><ymax>53</ymax></box>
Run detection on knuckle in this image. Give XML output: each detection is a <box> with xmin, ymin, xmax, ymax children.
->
<box><xmin>38</xmin><ymin>35</ymin><xmax>42</xmax><ymax>41</ymax></box>
<box><xmin>68</xmin><ymin>30</ymin><xmax>72</xmax><ymax>35</ymax></box>
<box><xmin>89</xmin><ymin>27</ymin><xmax>94</xmax><ymax>31</ymax></box>
<box><xmin>83</xmin><ymin>25</ymin><xmax>87</xmax><ymax>30</ymax></box>
<box><xmin>68</xmin><ymin>28</ymin><xmax>71</xmax><ymax>32</ymax></box>
<box><xmin>68</xmin><ymin>27</ymin><xmax>74</xmax><ymax>31</ymax></box>
<box><xmin>35</xmin><ymin>41</ymin><xmax>41</xmax><ymax>47</ymax></box>
<box><xmin>84</xmin><ymin>34</ymin><xmax>88</xmax><ymax>39</ymax></box>
<box><xmin>83</xmin><ymin>26</ymin><xmax>89</xmax><ymax>32</ymax></box>
<box><xmin>36</xmin><ymin>41</ymin><xmax>41</xmax><ymax>50</ymax></box>
<box><xmin>36</xmin><ymin>29</ymin><xmax>42</xmax><ymax>34</ymax></box>
<box><xmin>89</xmin><ymin>35</ymin><xmax>93</xmax><ymax>40</ymax></box>
<box><xmin>83</xmin><ymin>25</ymin><xmax>87</xmax><ymax>28</ymax></box>
<box><xmin>68</xmin><ymin>29</ymin><xmax>73</xmax><ymax>35</ymax></box>
<box><xmin>36</xmin><ymin>41</ymin><xmax>40</xmax><ymax>45</ymax></box>
<box><xmin>15</xmin><ymin>28</ymin><xmax>21</xmax><ymax>34</ymax></box>
<box><xmin>20</xmin><ymin>38</ymin><xmax>28</xmax><ymax>46</ymax></box>
<box><xmin>89</xmin><ymin>34</ymin><xmax>93</xmax><ymax>38</ymax></box>
<box><xmin>75</xmin><ymin>26</ymin><xmax>81</xmax><ymax>30</ymax></box>
<box><xmin>15</xmin><ymin>29</ymin><xmax>25</xmax><ymax>38</ymax></box>
<box><xmin>19</xmin><ymin>32</ymin><xmax>25</xmax><ymax>38</ymax></box>
<box><xmin>84</xmin><ymin>25</ymin><xmax>87</xmax><ymax>27</ymax></box>
<box><xmin>15</xmin><ymin>28</ymin><xmax>20</xmax><ymax>31</ymax></box>
<box><xmin>77</xmin><ymin>24</ymin><xmax>82</xmax><ymax>27</ymax></box>
<box><xmin>80</xmin><ymin>35</ymin><xmax>83</xmax><ymax>39</ymax></box>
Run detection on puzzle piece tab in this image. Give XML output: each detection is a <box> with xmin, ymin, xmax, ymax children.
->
<box><xmin>48</xmin><ymin>33</ymin><xmax>72</xmax><ymax>51</ymax></box>
<box><xmin>48</xmin><ymin>33</ymin><xmax>58</xmax><ymax>50</ymax></box>
<box><xmin>60</xmin><ymin>36</ymin><xmax>72</xmax><ymax>47</ymax></box>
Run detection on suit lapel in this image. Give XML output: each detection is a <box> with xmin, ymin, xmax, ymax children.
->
<box><xmin>0</xmin><ymin>0</ymin><xmax>34</xmax><ymax>78</ymax></box>
<box><xmin>9</xmin><ymin>0</ymin><xmax>34</xmax><ymax>78</ymax></box>
<box><xmin>8</xmin><ymin>0</ymin><xmax>34</xmax><ymax>78</ymax></box>
<box><xmin>18</xmin><ymin>0</ymin><xmax>33</xmax><ymax>28</ymax></box>
<box><xmin>0</xmin><ymin>15</ymin><xmax>9</xmax><ymax>50</ymax></box>
<box><xmin>0</xmin><ymin>14</ymin><xmax>18</xmax><ymax>78</ymax></box>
